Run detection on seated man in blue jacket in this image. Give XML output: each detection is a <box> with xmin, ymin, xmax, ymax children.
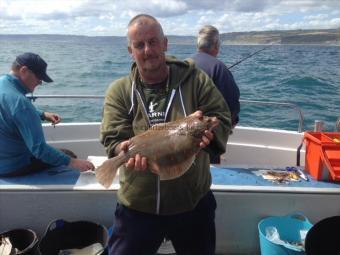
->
<box><xmin>0</xmin><ymin>52</ymin><xmax>94</xmax><ymax>177</ymax></box>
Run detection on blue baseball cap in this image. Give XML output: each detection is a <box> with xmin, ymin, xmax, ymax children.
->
<box><xmin>15</xmin><ymin>52</ymin><xmax>53</xmax><ymax>83</ymax></box>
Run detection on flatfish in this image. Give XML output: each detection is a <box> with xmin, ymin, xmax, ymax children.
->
<box><xmin>96</xmin><ymin>115</ymin><xmax>219</xmax><ymax>188</ymax></box>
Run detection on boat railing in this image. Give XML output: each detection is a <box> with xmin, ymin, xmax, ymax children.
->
<box><xmin>27</xmin><ymin>95</ymin><xmax>305</xmax><ymax>132</ymax></box>
<box><xmin>240</xmin><ymin>99</ymin><xmax>304</xmax><ymax>132</ymax></box>
<box><xmin>28</xmin><ymin>95</ymin><xmax>105</xmax><ymax>99</ymax></box>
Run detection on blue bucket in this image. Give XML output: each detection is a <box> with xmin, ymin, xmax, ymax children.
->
<box><xmin>258</xmin><ymin>213</ymin><xmax>313</xmax><ymax>255</ymax></box>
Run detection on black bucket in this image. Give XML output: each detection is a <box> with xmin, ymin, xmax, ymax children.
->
<box><xmin>305</xmin><ymin>215</ymin><xmax>340</xmax><ymax>255</ymax></box>
<box><xmin>0</xmin><ymin>228</ymin><xmax>39</xmax><ymax>254</ymax></box>
<box><xmin>39</xmin><ymin>219</ymin><xmax>108</xmax><ymax>255</ymax></box>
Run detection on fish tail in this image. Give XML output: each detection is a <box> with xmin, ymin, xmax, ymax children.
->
<box><xmin>95</xmin><ymin>155</ymin><xmax>125</xmax><ymax>188</ymax></box>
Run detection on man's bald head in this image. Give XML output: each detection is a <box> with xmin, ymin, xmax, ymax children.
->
<box><xmin>127</xmin><ymin>14</ymin><xmax>164</xmax><ymax>46</ymax></box>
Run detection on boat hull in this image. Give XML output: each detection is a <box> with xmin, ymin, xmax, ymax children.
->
<box><xmin>1</xmin><ymin>123</ymin><xmax>340</xmax><ymax>254</ymax></box>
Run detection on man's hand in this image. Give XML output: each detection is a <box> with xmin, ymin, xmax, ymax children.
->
<box><xmin>69</xmin><ymin>158</ymin><xmax>95</xmax><ymax>172</ymax></box>
<box><xmin>43</xmin><ymin>112</ymin><xmax>61</xmax><ymax>125</ymax></box>
<box><xmin>117</xmin><ymin>140</ymin><xmax>148</xmax><ymax>171</ymax></box>
<box><xmin>189</xmin><ymin>110</ymin><xmax>214</xmax><ymax>149</ymax></box>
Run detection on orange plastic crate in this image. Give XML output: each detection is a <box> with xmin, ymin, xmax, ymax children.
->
<box><xmin>304</xmin><ymin>132</ymin><xmax>340</xmax><ymax>181</ymax></box>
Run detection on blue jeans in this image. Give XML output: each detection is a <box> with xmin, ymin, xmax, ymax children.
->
<box><xmin>209</xmin><ymin>153</ymin><xmax>221</xmax><ymax>164</ymax></box>
<box><xmin>109</xmin><ymin>190</ymin><xmax>216</xmax><ymax>255</ymax></box>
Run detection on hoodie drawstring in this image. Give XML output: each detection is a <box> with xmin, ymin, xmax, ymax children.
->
<box><xmin>178</xmin><ymin>83</ymin><xmax>187</xmax><ymax>117</ymax></box>
<box><xmin>128</xmin><ymin>81</ymin><xmax>136</xmax><ymax>115</ymax></box>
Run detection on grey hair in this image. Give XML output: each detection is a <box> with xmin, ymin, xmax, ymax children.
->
<box><xmin>197</xmin><ymin>25</ymin><xmax>220</xmax><ymax>51</ymax></box>
<box><xmin>127</xmin><ymin>14</ymin><xmax>164</xmax><ymax>46</ymax></box>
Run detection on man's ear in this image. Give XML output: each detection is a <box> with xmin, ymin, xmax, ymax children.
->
<box><xmin>20</xmin><ymin>65</ymin><xmax>28</xmax><ymax>71</ymax></box>
<box><xmin>19</xmin><ymin>65</ymin><xmax>29</xmax><ymax>75</ymax></box>
<box><xmin>128</xmin><ymin>46</ymin><xmax>135</xmax><ymax>60</ymax></box>
<box><xmin>163</xmin><ymin>36</ymin><xmax>168</xmax><ymax>52</ymax></box>
<box><xmin>211</xmin><ymin>45</ymin><xmax>219</xmax><ymax>57</ymax></box>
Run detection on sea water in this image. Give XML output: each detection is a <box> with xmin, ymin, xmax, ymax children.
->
<box><xmin>0</xmin><ymin>35</ymin><xmax>339</xmax><ymax>131</ymax></box>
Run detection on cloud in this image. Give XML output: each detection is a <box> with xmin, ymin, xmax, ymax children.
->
<box><xmin>92</xmin><ymin>25</ymin><xmax>109</xmax><ymax>33</ymax></box>
<box><xmin>119</xmin><ymin>0</ymin><xmax>189</xmax><ymax>17</ymax></box>
<box><xmin>0</xmin><ymin>0</ymin><xmax>339</xmax><ymax>35</ymax></box>
<box><xmin>231</xmin><ymin>0</ymin><xmax>276</xmax><ymax>12</ymax></box>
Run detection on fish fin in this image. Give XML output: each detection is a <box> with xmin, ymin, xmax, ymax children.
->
<box><xmin>95</xmin><ymin>155</ymin><xmax>124</xmax><ymax>188</ymax></box>
<box><xmin>158</xmin><ymin>155</ymin><xmax>195</xmax><ymax>180</ymax></box>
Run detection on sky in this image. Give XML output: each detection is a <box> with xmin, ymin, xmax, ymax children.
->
<box><xmin>0</xmin><ymin>0</ymin><xmax>339</xmax><ymax>36</ymax></box>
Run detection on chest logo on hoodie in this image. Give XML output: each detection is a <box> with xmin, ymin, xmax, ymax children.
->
<box><xmin>148</xmin><ymin>101</ymin><xmax>165</xmax><ymax>125</ymax></box>
<box><xmin>149</xmin><ymin>101</ymin><xmax>158</xmax><ymax>113</ymax></box>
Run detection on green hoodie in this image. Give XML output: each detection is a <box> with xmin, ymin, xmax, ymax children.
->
<box><xmin>100</xmin><ymin>56</ymin><xmax>231</xmax><ymax>215</ymax></box>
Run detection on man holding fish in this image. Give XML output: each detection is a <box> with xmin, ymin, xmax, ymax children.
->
<box><xmin>100</xmin><ymin>14</ymin><xmax>231</xmax><ymax>255</ymax></box>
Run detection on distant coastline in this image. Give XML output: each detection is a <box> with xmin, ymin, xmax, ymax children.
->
<box><xmin>220</xmin><ymin>28</ymin><xmax>340</xmax><ymax>45</ymax></box>
<box><xmin>169</xmin><ymin>28</ymin><xmax>340</xmax><ymax>45</ymax></box>
<box><xmin>0</xmin><ymin>28</ymin><xmax>339</xmax><ymax>45</ymax></box>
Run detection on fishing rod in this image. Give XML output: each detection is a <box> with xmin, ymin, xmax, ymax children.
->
<box><xmin>227</xmin><ymin>44</ymin><xmax>272</xmax><ymax>70</ymax></box>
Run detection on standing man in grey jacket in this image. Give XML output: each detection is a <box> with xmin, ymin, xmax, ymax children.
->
<box><xmin>191</xmin><ymin>25</ymin><xmax>240</xmax><ymax>163</ymax></box>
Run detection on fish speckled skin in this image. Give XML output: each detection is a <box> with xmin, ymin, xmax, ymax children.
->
<box><xmin>95</xmin><ymin>115</ymin><xmax>219</xmax><ymax>188</ymax></box>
